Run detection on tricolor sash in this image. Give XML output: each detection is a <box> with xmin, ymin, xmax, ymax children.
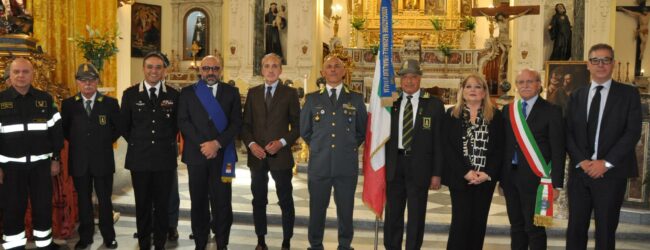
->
<box><xmin>194</xmin><ymin>80</ymin><xmax>237</xmax><ymax>183</ymax></box>
<box><xmin>509</xmin><ymin>100</ymin><xmax>554</xmax><ymax>227</ymax></box>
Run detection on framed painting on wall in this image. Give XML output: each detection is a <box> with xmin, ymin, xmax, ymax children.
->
<box><xmin>544</xmin><ymin>61</ymin><xmax>590</xmax><ymax>113</ymax></box>
<box><xmin>131</xmin><ymin>2</ymin><xmax>162</xmax><ymax>57</ymax></box>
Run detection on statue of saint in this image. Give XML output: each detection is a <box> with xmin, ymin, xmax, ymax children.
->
<box><xmin>548</xmin><ymin>3</ymin><xmax>572</xmax><ymax>60</ymax></box>
<box><xmin>265</xmin><ymin>2</ymin><xmax>286</xmax><ymax>63</ymax></box>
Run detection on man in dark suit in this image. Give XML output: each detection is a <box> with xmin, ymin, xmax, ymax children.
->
<box><xmin>566</xmin><ymin>43</ymin><xmax>641</xmax><ymax>250</ymax></box>
<box><xmin>300</xmin><ymin>55</ymin><xmax>367</xmax><ymax>250</ymax></box>
<box><xmin>120</xmin><ymin>51</ymin><xmax>180</xmax><ymax>250</ymax></box>
<box><xmin>501</xmin><ymin>68</ymin><xmax>565</xmax><ymax>250</ymax></box>
<box><xmin>62</xmin><ymin>63</ymin><xmax>120</xmax><ymax>249</ymax></box>
<box><xmin>241</xmin><ymin>53</ymin><xmax>299</xmax><ymax>250</ymax></box>
<box><xmin>383</xmin><ymin>59</ymin><xmax>444</xmax><ymax>250</ymax></box>
<box><xmin>178</xmin><ymin>55</ymin><xmax>242</xmax><ymax>250</ymax></box>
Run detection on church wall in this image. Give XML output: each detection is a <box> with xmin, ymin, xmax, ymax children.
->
<box><xmin>224</xmin><ymin>0</ymin><xmax>319</xmax><ymax>93</ymax></box>
<box><xmin>116</xmin><ymin>0</ymin><xmax>174</xmax><ymax>101</ymax></box>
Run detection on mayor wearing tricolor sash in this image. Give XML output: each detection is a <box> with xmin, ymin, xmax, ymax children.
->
<box><xmin>178</xmin><ymin>55</ymin><xmax>242</xmax><ymax>250</ymax></box>
<box><xmin>501</xmin><ymin>68</ymin><xmax>565</xmax><ymax>250</ymax></box>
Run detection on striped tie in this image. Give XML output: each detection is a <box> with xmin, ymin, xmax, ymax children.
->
<box><xmin>402</xmin><ymin>95</ymin><xmax>414</xmax><ymax>150</ymax></box>
<box><xmin>85</xmin><ymin>100</ymin><xmax>92</xmax><ymax>116</ymax></box>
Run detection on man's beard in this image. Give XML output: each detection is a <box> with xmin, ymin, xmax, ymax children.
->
<box><xmin>205</xmin><ymin>75</ymin><xmax>219</xmax><ymax>85</ymax></box>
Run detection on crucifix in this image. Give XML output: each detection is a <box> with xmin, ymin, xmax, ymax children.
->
<box><xmin>617</xmin><ymin>0</ymin><xmax>650</xmax><ymax>77</ymax></box>
<box><xmin>472</xmin><ymin>1</ymin><xmax>539</xmax><ymax>93</ymax></box>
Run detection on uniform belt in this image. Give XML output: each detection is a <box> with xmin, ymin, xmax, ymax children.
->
<box><xmin>398</xmin><ymin>149</ymin><xmax>411</xmax><ymax>156</ymax></box>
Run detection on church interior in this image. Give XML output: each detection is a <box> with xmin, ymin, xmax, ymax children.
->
<box><xmin>1</xmin><ymin>0</ymin><xmax>650</xmax><ymax>249</ymax></box>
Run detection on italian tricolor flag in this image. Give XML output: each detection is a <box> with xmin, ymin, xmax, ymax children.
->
<box><xmin>362</xmin><ymin>0</ymin><xmax>396</xmax><ymax>218</ymax></box>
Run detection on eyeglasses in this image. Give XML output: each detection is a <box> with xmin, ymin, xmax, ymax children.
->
<box><xmin>201</xmin><ymin>66</ymin><xmax>221</xmax><ymax>72</ymax></box>
<box><xmin>588</xmin><ymin>57</ymin><xmax>613</xmax><ymax>65</ymax></box>
<box><xmin>515</xmin><ymin>79</ymin><xmax>539</xmax><ymax>85</ymax></box>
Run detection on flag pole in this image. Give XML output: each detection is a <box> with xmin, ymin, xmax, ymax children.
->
<box><xmin>374</xmin><ymin>216</ymin><xmax>380</xmax><ymax>250</ymax></box>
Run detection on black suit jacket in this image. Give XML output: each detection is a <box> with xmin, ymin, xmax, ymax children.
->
<box><xmin>442</xmin><ymin>108</ymin><xmax>505</xmax><ymax>190</ymax></box>
<box><xmin>241</xmin><ymin>83</ymin><xmax>300</xmax><ymax>171</ymax></box>
<box><xmin>502</xmin><ymin>97</ymin><xmax>565</xmax><ymax>189</ymax></box>
<box><xmin>566</xmin><ymin>81</ymin><xmax>641</xmax><ymax>179</ymax></box>
<box><xmin>385</xmin><ymin>92</ymin><xmax>445</xmax><ymax>188</ymax></box>
<box><xmin>178</xmin><ymin>82</ymin><xmax>242</xmax><ymax>166</ymax></box>
<box><xmin>119</xmin><ymin>82</ymin><xmax>179</xmax><ymax>172</ymax></box>
<box><xmin>62</xmin><ymin>93</ymin><xmax>120</xmax><ymax>177</ymax></box>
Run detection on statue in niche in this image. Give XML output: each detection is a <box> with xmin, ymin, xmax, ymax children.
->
<box><xmin>265</xmin><ymin>2</ymin><xmax>286</xmax><ymax>64</ymax></box>
<box><xmin>425</xmin><ymin>0</ymin><xmax>446</xmax><ymax>15</ymax></box>
<box><xmin>405</xmin><ymin>0</ymin><xmax>419</xmax><ymax>10</ymax></box>
<box><xmin>191</xmin><ymin>15</ymin><xmax>207</xmax><ymax>58</ymax></box>
<box><xmin>548</xmin><ymin>3</ymin><xmax>572</xmax><ymax>60</ymax></box>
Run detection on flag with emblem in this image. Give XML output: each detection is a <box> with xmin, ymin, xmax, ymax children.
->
<box><xmin>362</xmin><ymin>0</ymin><xmax>396</xmax><ymax>218</ymax></box>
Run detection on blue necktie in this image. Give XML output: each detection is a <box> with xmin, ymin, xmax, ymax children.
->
<box><xmin>512</xmin><ymin>100</ymin><xmax>528</xmax><ymax>165</ymax></box>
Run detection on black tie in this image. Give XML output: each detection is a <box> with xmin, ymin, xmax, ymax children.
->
<box><xmin>265</xmin><ymin>86</ymin><xmax>273</xmax><ymax>110</ymax></box>
<box><xmin>149</xmin><ymin>87</ymin><xmax>157</xmax><ymax>104</ymax></box>
<box><xmin>208</xmin><ymin>86</ymin><xmax>214</xmax><ymax>97</ymax></box>
<box><xmin>330</xmin><ymin>88</ymin><xmax>337</xmax><ymax>105</ymax></box>
<box><xmin>85</xmin><ymin>100</ymin><xmax>92</xmax><ymax>116</ymax></box>
<box><xmin>402</xmin><ymin>95</ymin><xmax>414</xmax><ymax>150</ymax></box>
<box><xmin>587</xmin><ymin>85</ymin><xmax>604</xmax><ymax>157</ymax></box>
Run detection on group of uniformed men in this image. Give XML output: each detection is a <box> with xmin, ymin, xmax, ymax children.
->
<box><xmin>0</xmin><ymin>42</ymin><xmax>642</xmax><ymax>250</ymax></box>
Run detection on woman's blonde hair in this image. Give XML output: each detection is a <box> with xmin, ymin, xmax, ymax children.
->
<box><xmin>451</xmin><ymin>73</ymin><xmax>494</xmax><ymax>122</ymax></box>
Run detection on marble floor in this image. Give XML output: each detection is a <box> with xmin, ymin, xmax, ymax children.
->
<box><xmin>10</xmin><ymin>139</ymin><xmax>647</xmax><ymax>249</ymax></box>
<box><xmin>21</xmin><ymin>215</ymin><xmax>650</xmax><ymax>250</ymax></box>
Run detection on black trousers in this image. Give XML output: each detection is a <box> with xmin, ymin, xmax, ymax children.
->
<box><xmin>383</xmin><ymin>154</ymin><xmax>429</xmax><ymax>250</ymax></box>
<box><xmin>188</xmin><ymin>160</ymin><xmax>232</xmax><ymax>249</ymax></box>
<box><xmin>566</xmin><ymin>173</ymin><xmax>627</xmax><ymax>250</ymax></box>
<box><xmin>2</xmin><ymin>162</ymin><xmax>53</xmax><ymax>249</ymax></box>
<box><xmin>131</xmin><ymin>170</ymin><xmax>174</xmax><ymax>249</ymax></box>
<box><xmin>250</xmin><ymin>160</ymin><xmax>294</xmax><ymax>240</ymax></box>
<box><xmin>73</xmin><ymin>174</ymin><xmax>116</xmax><ymax>244</ymax></box>
<box><xmin>307</xmin><ymin>174</ymin><xmax>357</xmax><ymax>250</ymax></box>
<box><xmin>168</xmin><ymin>171</ymin><xmax>180</xmax><ymax>228</ymax></box>
<box><xmin>502</xmin><ymin>167</ymin><xmax>547</xmax><ymax>250</ymax></box>
<box><xmin>447</xmin><ymin>182</ymin><xmax>497</xmax><ymax>250</ymax></box>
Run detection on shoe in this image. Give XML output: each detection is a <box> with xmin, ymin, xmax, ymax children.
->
<box><xmin>168</xmin><ymin>227</ymin><xmax>179</xmax><ymax>241</ymax></box>
<box><xmin>281</xmin><ymin>247</ymin><xmax>290</xmax><ymax>250</ymax></box>
<box><xmin>104</xmin><ymin>240</ymin><xmax>118</xmax><ymax>249</ymax></box>
<box><xmin>74</xmin><ymin>241</ymin><xmax>91</xmax><ymax>249</ymax></box>
<box><xmin>255</xmin><ymin>244</ymin><xmax>268</xmax><ymax>250</ymax></box>
<box><xmin>47</xmin><ymin>242</ymin><xmax>64</xmax><ymax>249</ymax></box>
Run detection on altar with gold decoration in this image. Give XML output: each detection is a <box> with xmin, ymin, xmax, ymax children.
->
<box><xmin>336</xmin><ymin>0</ymin><xmax>503</xmax><ymax>103</ymax></box>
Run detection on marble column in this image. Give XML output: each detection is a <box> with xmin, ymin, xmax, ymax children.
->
<box><xmin>572</xmin><ymin>0</ymin><xmax>585</xmax><ymax>60</ymax></box>
<box><xmin>253</xmin><ymin>0</ymin><xmax>265</xmax><ymax>76</ymax></box>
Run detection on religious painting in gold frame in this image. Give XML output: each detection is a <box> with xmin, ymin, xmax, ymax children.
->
<box><xmin>131</xmin><ymin>3</ymin><xmax>162</xmax><ymax>57</ymax></box>
<box><xmin>544</xmin><ymin>61</ymin><xmax>589</xmax><ymax>113</ymax></box>
<box><xmin>183</xmin><ymin>8</ymin><xmax>210</xmax><ymax>60</ymax></box>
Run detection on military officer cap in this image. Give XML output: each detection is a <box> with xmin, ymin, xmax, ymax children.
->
<box><xmin>143</xmin><ymin>51</ymin><xmax>170</xmax><ymax>68</ymax></box>
<box><xmin>75</xmin><ymin>63</ymin><xmax>100</xmax><ymax>80</ymax></box>
<box><xmin>398</xmin><ymin>59</ymin><xmax>422</xmax><ymax>76</ymax></box>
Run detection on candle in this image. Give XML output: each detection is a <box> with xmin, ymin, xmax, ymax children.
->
<box><xmin>303</xmin><ymin>75</ymin><xmax>308</xmax><ymax>93</ymax></box>
<box><xmin>642</xmin><ymin>69</ymin><xmax>645</xmax><ymax>76</ymax></box>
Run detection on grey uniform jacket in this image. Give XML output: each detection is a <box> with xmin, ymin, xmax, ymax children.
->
<box><xmin>300</xmin><ymin>86</ymin><xmax>368</xmax><ymax>177</ymax></box>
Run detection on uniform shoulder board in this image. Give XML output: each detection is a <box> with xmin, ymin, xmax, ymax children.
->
<box><xmin>422</xmin><ymin>91</ymin><xmax>430</xmax><ymax>99</ymax></box>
